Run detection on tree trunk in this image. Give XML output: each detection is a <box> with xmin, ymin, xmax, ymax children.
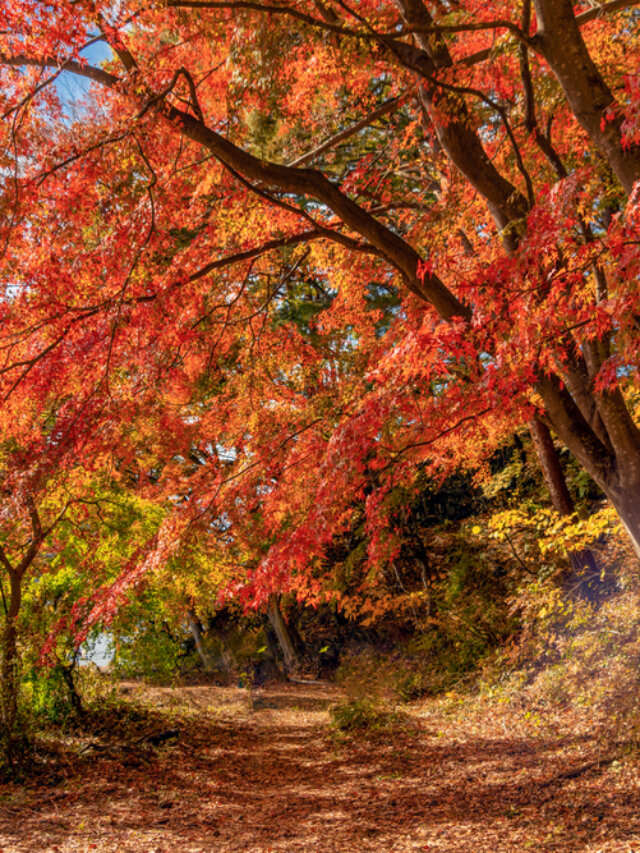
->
<box><xmin>602</xmin><ymin>483</ymin><xmax>640</xmax><ymax>562</ymax></box>
<box><xmin>60</xmin><ymin>661</ymin><xmax>83</xmax><ymax>716</ymax></box>
<box><xmin>537</xmin><ymin>377</ymin><xmax>640</xmax><ymax>559</ymax></box>
<box><xmin>1</xmin><ymin>570</ymin><xmax>22</xmax><ymax>765</ymax></box>
<box><xmin>187</xmin><ymin>609</ymin><xmax>214</xmax><ymax>672</ymax></box>
<box><xmin>1</xmin><ymin>621</ymin><xmax>18</xmax><ymax>736</ymax></box>
<box><xmin>392</xmin><ymin>0</ymin><xmax>529</xmax><ymax>252</ymax></box>
<box><xmin>529</xmin><ymin>417</ymin><xmax>575</xmax><ymax>516</ymax></box>
<box><xmin>528</xmin><ymin>416</ymin><xmax>601</xmax><ymax>594</ymax></box>
<box><xmin>533</xmin><ymin>0</ymin><xmax>640</xmax><ymax>195</ymax></box>
<box><xmin>392</xmin><ymin>0</ymin><xmax>640</xmax><ymax>565</ymax></box>
<box><xmin>266</xmin><ymin>595</ymin><xmax>300</xmax><ymax>673</ymax></box>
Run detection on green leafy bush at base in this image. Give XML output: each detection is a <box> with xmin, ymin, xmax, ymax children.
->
<box><xmin>22</xmin><ymin>666</ymin><xmax>78</xmax><ymax>725</ymax></box>
<box><xmin>330</xmin><ymin>698</ymin><xmax>395</xmax><ymax>733</ymax></box>
<box><xmin>0</xmin><ymin>704</ymin><xmax>32</xmax><ymax>779</ymax></box>
<box><xmin>113</xmin><ymin>628</ymin><xmax>192</xmax><ymax>685</ymax></box>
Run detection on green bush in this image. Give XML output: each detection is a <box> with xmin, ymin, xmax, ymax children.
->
<box><xmin>112</xmin><ymin>626</ymin><xmax>190</xmax><ymax>684</ymax></box>
<box><xmin>330</xmin><ymin>697</ymin><xmax>394</xmax><ymax>733</ymax></box>
<box><xmin>22</xmin><ymin>665</ymin><xmax>78</xmax><ymax>725</ymax></box>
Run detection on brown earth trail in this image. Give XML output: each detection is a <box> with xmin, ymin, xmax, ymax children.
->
<box><xmin>0</xmin><ymin>681</ymin><xmax>639</xmax><ymax>852</ymax></box>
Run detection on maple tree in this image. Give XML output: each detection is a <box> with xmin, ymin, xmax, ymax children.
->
<box><xmin>1</xmin><ymin>0</ymin><xmax>640</xmax><ymax>657</ymax></box>
<box><xmin>0</xmin><ymin>396</ymin><xmax>104</xmax><ymax>761</ymax></box>
<box><xmin>0</xmin><ymin>376</ymin><xmax>174</xmax><ymax>761</ymax></box>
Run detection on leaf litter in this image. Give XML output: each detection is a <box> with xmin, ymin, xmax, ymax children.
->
<box><xmin>0</xmin><ymin>680</ymin><xmax>638</xmax><ymax>852</ymax></box>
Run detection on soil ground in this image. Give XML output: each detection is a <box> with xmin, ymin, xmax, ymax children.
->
<box><xmin>0</xmin><ymin>680</ymin><xmax>639</xmax><ymax>852</ymax></box>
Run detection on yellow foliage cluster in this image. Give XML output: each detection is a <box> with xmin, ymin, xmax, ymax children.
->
<box><xmin>485</xmin><ymin>506</ymin><xmax>621</xmax><ymax>561</ymax></box>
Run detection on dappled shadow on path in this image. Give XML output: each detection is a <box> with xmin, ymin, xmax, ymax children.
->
<box><xmin>0</xmin><ymin>682</ymin><xmax>639</xmax><ymax>852</ymax></box>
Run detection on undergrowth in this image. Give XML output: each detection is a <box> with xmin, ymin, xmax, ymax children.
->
<box><xmin>329</xmin><ymin>697</ymin><xmax>399</xmax><ymax>734</ymax></box>
<box><xmin>506</xmin><ymin>550</ymin><xmax>640</xmax><ymax>748</ymax></box>
<box><xmin>331</xmin><ymin>535</ymin><xmax>640</xmax><ymax>749</ymax></box>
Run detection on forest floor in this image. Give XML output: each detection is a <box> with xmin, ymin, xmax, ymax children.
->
<box><xmin>0</xmin><ymin>679</ymin><xmax>639</xmax><ymax>853</ymax></box>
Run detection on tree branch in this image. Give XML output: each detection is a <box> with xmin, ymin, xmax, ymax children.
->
<box><xmin>167</xmin><ymin>0</ymin><xmax>368</xmax><ymax>37</ymax></box>
<box><xmin>288</xmin><ymin>93</ymin><xmax>406</xmax><ymax>167</ymax></box>
<box><xmin>576</xmin><ymin>0</ymin><xmax>640</xmax><ymax>25</ymax></box>
<box><xmin>458</xmin><ymin>0</ymin><xmax>640</xmax><ymax>67</ymax></box>
<box><xmin>0</xmin><ymin>544</ymin><xmax>14</xmax><ymax>576</ymax></box>
<box><xmin>1</xmin><ymin>54</ymin><xmax>118</xmax><ymax>87</ymax></box>
<box><xmin>0</xmin><ymin>53</ymin><xmax>468</xmax><ymax>320</ymax></box>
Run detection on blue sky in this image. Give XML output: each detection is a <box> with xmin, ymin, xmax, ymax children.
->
<box><xmin>56</xmin><ymin>38</ymin><xmax>113</xmax><ymax>112</ymax></box>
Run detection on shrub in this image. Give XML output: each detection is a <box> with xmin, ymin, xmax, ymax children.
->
<box><xmin>112</xmin><ymin>626</ymin><xmax>190</xmax><ymax>685</ymax></box>
<box><xmin>22</xmin><ymin>665</ymin><xmax>78</xmax><ymax>725</ymax></box>
<box><xmin>330</xmin><ymin>697</ymin><xmax>398</xmax><ymax>734</ymax></box>
<box><xmin>506</xmin><ymin>540</ymin><xmax>640</xmax><ymax>746</ymax></box>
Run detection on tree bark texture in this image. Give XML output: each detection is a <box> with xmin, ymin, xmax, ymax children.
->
<box><xmin>267</xmin><ymin>595</ymin><xmax>300</xmax><ymax>673</ymax></box>
<box><xmin>1</xmin><ymin>570</ymin><xmax>22</xmax><ymax>764</ymax></box>
<box><xmin>528</xmin><ymin>416</ymin><xmax>602</xmax><ymax>593</ymax></box>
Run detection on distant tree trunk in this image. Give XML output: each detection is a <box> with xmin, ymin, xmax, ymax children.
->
<box><xmin>529</xmin><ymin>417</ymin><xmax>575</xmax><ymax>516</ymax></box>
<box><xmin>187</xmin><ymin>609</ymin><xmax>214</xmax><ymax>672</ymax></box>
<box><xmin>528</xmin><ymin>416</ymin><xmax>601</xmax><ymax>593</ymax></box>
<box><xmin>263</xmin><ymin>622</ymin><xmax>284</xmax><ymax>676</ymax></box>
<box><xmin>266</xmin><ymin>595</ymin><xmax>300</xmax><ymax>673</ymax></box>
<box><xmin>59</xmin><ymin>658</ymin><xmax>83</xmax><ymax>716</ymax></box>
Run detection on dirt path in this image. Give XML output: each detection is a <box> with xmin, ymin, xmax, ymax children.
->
<box><xmin>1</xmin><ymin>681</ymin><xmax>639</xmax><ymax>852</ymax></box>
